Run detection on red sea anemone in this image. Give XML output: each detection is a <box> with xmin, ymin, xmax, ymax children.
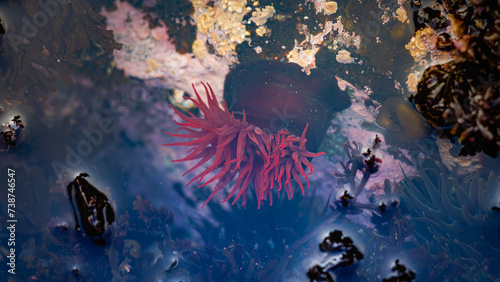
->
<box><xmin>166</xmin><ymin>61</ymin><xmax>350</xmax><ymax>208</ymax></box>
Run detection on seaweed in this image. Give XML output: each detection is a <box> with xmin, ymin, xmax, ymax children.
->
<box><xmin>76</xmin><ymin>41</ymin><xmax>128</xmax><ymax>89</ymax></box>
<box><xmin>409</xmin><ymin>0</ymin><xmax>500</xmax><ymax>157</ymax></box>
<box><xmin>0</xmin><ymin>0</ymin><xmax>122</xmax><ymax>104</ymax></box>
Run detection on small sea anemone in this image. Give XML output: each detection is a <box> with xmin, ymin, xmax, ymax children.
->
<box><xmin>400</xmin><ymin>159</ymin><xmax>500</xmax><ymax>277</ymax></box>
<box><xmin>165</xmin><ymin>83</ymin><xmax>326</xmax><ymax>208</ymax></box>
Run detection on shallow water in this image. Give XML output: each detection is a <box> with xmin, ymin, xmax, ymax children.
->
<box><xmin>0</xmin><ymin>0</ymin><xmax>499</xmax><ymax>281</ymax></box>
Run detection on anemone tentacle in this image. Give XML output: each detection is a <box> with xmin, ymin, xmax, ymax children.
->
<box><xmin>400</xmin><ymin>159</ymin><xmax>500</xmax><ymax>273</ymax></box>
<box><xmin>165</xmin><ymin>83</ymin><xmax>324</xmax><ymax>208</ymax></box>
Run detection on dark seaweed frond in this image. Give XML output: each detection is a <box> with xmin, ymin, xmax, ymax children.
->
<box><xmin>0</xmin><ymin>0</ymin><xmax>122</xmax><ymax>104</ymax></box>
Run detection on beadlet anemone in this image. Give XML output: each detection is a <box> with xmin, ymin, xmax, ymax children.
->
<box><xmin>165</xmin><ymin>60</ymin><xmax>350</xmax><ymax>208</ymax></box>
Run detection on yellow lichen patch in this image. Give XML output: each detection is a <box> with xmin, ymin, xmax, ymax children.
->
<box><xmin>250</xmin><ymin>6</ymin><xmax>276</xmax><ymax>26</ymax></box>
<box><xmin>192</xmin><ymin>0</ymin><xmax>252</xmax><ymax>56</ymax></box>
<box><xmin>396</xmin><ymin>7</ymin><xmax>408</xmax><ymax>23</ymax></box>
<box><xmin>190</xmin><ymin>0</ymin><xmax>205</xmax><ymax>7</ymax></box>
<box><xmin>192</xmin><ymin>39</ymin><xmax>206</xmax><ymax>59</ymax></box>
<box><xmin>221</xmin><ymin>0</ymin><xmax>247</xmax><ymax>13</ymax></box>
<box><xmin>146</xmin><ymin>58</ymin><xmax>158</xmax><ymax>72</ymax></box>
<box><xmin>405</xmin><ymin>27</ymin><xmax>434</xmax><ymax>61</ymax></box>
<box><xmin>336</xmin><ymin>50</ymin><xmax>354</xmax><ymax>64</ymax></box>
<box><xmin>256</xmin><ymin>26</ymin><xmax>267</xmax><ymax>36</ymax></box>
<box><xmin>322</xmin><ymin>1</ymin><xmax>338</xmax><ymax>15</ymax></box>
<box><xmin>173</xmin><ymin>89</ymin><xmax>185</xmax><ymax>104</ymax></box>
<box><xmin>196</xmin><ymin>7</ymin><xmax>216</xmax><ymax>35</ymax></box>
<box><xmin>405</xmin><ymin>37</ymin><xmax>426</xmax><ymax>61</ymax></box>
<box><xmin>287</xmin><ymin>49</ymin><xmax>298</xmax><ymax>62</ymax></box>
<box><xmin>170</xmin><ymin>88</ymin><xmax>195</xmax><ymax>110</ymax></box>
<box><xmin>216</xmin><ymin>42</ymin><xmax>236</xmax><ymax>56</ymax></box>
<box><xmin>296</xmin><ymin>58</ymin><xmax>307</xmax><ymax>69</ymax></box>
<box><xmin>406</xmin><ymin>73</ymin><xmax>419</xmax><ymax>93</ymax></box>
<box><xmin>286</xmin><ymin>46</ymin><xmax>319</xmax><ymax>75</ymax></box>
<box><xmin>436</xmin><ymin>139</ymin><xmax>481</xmax><ymax>175</ymax></box>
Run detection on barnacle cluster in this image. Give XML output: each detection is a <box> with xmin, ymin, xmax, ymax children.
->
<box><xmin>400</xmin><ymin>159</ymin><xmax>500</xmax><ymax>278</ymax></box>
<box><xmin>0</xmin><ymin>0</ymin><xmax>122</xmax><ymax>104</ymax></box>
<box><xmin>409</xmin><ymin>0</ymin><xmax>500</xmax><ymax>157</ymax></box>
